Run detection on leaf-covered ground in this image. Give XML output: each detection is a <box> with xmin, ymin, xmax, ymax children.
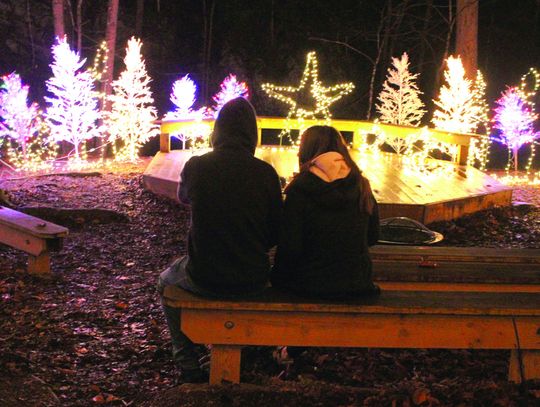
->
<box><xmin>0</xmin><ymin>163</ymin><xmax>539</xmax><ymax>406</ymax></box>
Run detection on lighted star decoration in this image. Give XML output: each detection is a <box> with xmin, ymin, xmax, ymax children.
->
<box><xmin>261</xmin><ymin>51</ymin><xmax>354</xmax><ymax>144</ymax></box>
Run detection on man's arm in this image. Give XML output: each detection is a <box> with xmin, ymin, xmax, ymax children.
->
<box><xmin>178</xmin><ymin>158</ymin><xmax>194</xmax><ymax>205</ymax></box>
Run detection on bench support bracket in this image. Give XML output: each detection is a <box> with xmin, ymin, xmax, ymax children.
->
<box><xmin>28</xmin><ymin>252</ymin><xmax>51</xmax><ymax>274</ymax></box>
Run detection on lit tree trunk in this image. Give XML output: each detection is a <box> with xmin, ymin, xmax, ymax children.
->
<box><xmin>52</xmin><ymin>0</ymin><xmax>65</xmax><ymax>39</ymax></box>
<box><xmin>456</xmin><ymin>0</ymin><xmax>478</xmax><ymax>78</ymax></box>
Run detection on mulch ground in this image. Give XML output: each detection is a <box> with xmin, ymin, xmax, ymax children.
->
<box><xmin>0</xmin><ymin>162</ymin><xmax>539</xmax><ymax>406</ymax></box>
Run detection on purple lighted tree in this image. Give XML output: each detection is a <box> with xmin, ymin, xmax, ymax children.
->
<box><xmin>211</xmin><ymin>74</ymin><xmax>249</xmax><ymax>117</ymax></box>
<box><xmin>492</xmin><ymin>87</ymin><xmax>539</xmax><ymax>171</ymax></box>
<box><xmin>164</xmin><ymin>74</ymin><xmax>206</xmax><ymax>121</ymax></box>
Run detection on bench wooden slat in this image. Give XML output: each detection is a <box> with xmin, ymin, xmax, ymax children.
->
<box><xmin>0</xmin><ymin>230</ymin><xmax>49</xmax><ymax>257</ymax></box>
<box><xmin>370</xmin><ymin>245</ymin><xmax>540</xmax><ymax>264</ymax></box>
<box><xmin>378</xmin><ymin>281</ymin><xmax>540</xmax><ymax>293</ymax></box>
<box><xmin>0</xmin><ymin>206</ymin><xmax>68</xmax><ymax>238</ymax></box>
<box><xmin>182</xmin><ymin>310</ymin><xmax>539</xmax><ymax>350</ymax></box>
<box><xmin>372</xmin><ymin>261</ymin><xmax>540</xmax><ymax>284</ymax></box>
<box><xmin>163</xmin><ymin>286</ymin><xmax>540</xmax><ymax>316</ymax></box>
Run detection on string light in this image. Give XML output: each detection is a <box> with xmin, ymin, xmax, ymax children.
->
<box><xmin>89</xmin><ymin>40</ymin><xmax>109</xmax><ymax>82</ymax></box>
<box><xmin>517</xmin><ymin>67</ymin><xmax>539</xmax><ymax>111</ymax></box>
<box><xmin>466</xmin><ymin>70</ymin><xmax>491</xmax><ymax>170</ymax></box>
<box><xmin>261</xmin><ymin>51</ymin><xmax>354</xmax><ymax>145</ymax></box>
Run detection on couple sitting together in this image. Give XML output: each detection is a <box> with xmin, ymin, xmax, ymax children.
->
<box><xmin>157</xmin><ymin>97</ymin><xmax>380</xmax><ymax>382</ymax></box>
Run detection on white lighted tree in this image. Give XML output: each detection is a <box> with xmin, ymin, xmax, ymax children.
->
<box><xmin>492</xmin><ymin>87</ymin><xmax>539</xmax><ymax>171</ymax></box>
<box><xmin>106</xmin><ymin>37</ymin><xmax>159</xmax><ymax>161</ymax></box>
<box><xmin>376</xmin><ymin>52</ymin><xmax>425</xmax><ymax>127</ymax></box>
<box><xmin>432</xmin><ymin>56</ymin><xmax>482</xmax><ymax>134</ymax></box>
<box><xmin>45</xmin><ymin>37</ymin><xmax>101</xmax><ymax>160</ymax></box>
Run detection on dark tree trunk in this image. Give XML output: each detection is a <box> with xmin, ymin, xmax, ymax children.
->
<box><xmin>417</xmin><ymin>0</ymin><xmax>433</xmax><ymax>72</ymax></box>
<box><xmin>101</xmin><ymin>0</ymin><xmax>119</xmax><ymax>159</ymax></box>
<box><xmin>202</xmin><ymin>0</ymin><xmax>215</xmax><ymax>104</ymax></box>
<box><xmin>52</xmin><ymin>0</ymin><xmax>65</xmax><ymax>39</ymax></box>
<box><xmin>456</xmin><ymin>0</ymin><xmax>478</xmax><ymax>77</ymax></box>
<box><xmin>435</xmin><ymin>0</ymin><xmax>456</xmax><ymax>93</ymax></box>
<box><xmin>76</xmin><ymin>0</ymin><xmax>83</xmax><ymax>52</ymax></box>
<box><xmin>136</xmin><ymin>0</ymin><xmax>144</xmax><ymax>36</ymax></box>
<box><xmin>367</xmin><ymin>2</ymin><xmax>392</xmax><ymax>120</ymax></box>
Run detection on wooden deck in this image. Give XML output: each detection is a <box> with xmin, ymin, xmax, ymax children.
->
<box><xmin>143</xmin><ymin>148</ymin><xmax>512</xmax><ymax>224</ymax></box>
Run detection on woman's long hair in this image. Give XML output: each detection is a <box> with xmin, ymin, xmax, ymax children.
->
<box><xmin>293</xmin><ymin>125</ymin><xmax>375</xmax><ymax>214</ymax></box>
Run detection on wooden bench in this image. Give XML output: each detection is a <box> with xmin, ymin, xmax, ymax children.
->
<box><xmin>162</xmin><ymin>247</ymin><xmax>540</xmax><ymax>385</ymax></box>
<box><xmin>0</xmin><ymin>206</ymin><xmax>68</xmax><ymax>274</ymax></box>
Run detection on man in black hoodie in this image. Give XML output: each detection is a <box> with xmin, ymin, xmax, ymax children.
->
<box><xmin>158</xmin><ymin>97</ymin><xmax>282</xmax><ymax>382</ymax></box>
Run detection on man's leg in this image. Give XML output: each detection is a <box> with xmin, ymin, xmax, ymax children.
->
<box><xmin>162</xmin><ymin>304</ymin><xmax>207</xmax><ymax>381</ymax></box>
<box><xmin>158</xmin><ymin>257</ymin><xmax>208</xmax><ymax>382</ymax></box>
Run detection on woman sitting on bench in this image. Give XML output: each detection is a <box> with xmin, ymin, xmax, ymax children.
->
<box><xmin>272</xmin><ymin>125</ymin><xmax>380</xmax><ymax>299</ymax></box>
<box><xmin>271</xmin><ymin>125</ymin><xmax>380</xmax><ymax>364</ymax></box>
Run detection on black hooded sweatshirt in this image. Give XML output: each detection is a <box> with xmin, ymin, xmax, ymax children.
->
<box><xmin>272</xmin><ymin>161</ymin><xmax>379</xmax><ymax>299</ymax></box>
<box><xmin>178</xmin><ymin>98</ymin><xmax>282</xmax><ymax>295</ymax></box>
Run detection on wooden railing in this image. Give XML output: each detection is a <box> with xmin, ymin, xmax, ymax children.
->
<box><xmin>159</xmin><ymin>117</ymin><xmax>478</xmax><ymax>166</ymax></box>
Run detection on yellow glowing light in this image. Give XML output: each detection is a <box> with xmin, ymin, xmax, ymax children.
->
<box><xmin>261</xmin><ymin>51</ymin><xmax>354</xmax><ymax>144</ymax></box>
<box><xmin>491</xmin><ymin>171</ymin><xmax>540</xmax><ymax>186</ymax></box>
<box><xmin>518</xmin><ymin>67</ymin><xmax>539</xmax><ymax>111</ymax></box>
<box><xmin>89</xmin><ymin>41</ymin><xmax>109</xmax><ymax>82</ymax></box>
<box><xmin>4</xmin><ymin>112</ymin><xmax>58</xmax><ymax>173</ymax></box>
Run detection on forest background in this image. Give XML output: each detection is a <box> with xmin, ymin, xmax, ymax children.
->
<box><xmin>0</xmin><ymin>0</ymin><xmax>539</xmax><ymax>166</ymax></box>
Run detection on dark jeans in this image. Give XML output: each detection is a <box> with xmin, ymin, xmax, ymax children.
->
<box><xmin>157</xmin><ymin>257</ymin><xmax>215</xmax><ymax>371</ymax></box>
<box><xmin>157</xmin><ymin>256</ymin><xmax>267</xmax><ymax>371</ymax></box>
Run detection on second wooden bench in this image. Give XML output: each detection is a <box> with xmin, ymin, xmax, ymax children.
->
<box><xmin>0</xmin><ymin>206</ymin><xmax>68</xmax><ymax>274</ymax></box>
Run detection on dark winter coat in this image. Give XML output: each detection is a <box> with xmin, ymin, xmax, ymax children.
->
<box><xmin>272</xmin><ymin>152</ymin><xmax>379</xmax><ymax>299</ymax></box>
<box><xmin>179</xmin><ymin>98</ymin><xmax>282</xmax><ymax>295</ymax></box>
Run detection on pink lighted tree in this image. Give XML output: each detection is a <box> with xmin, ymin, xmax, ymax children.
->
<box><xmin>492</xmin><ymin>87</ymin><xmax>539</xmax><ymax>171</ymax></box>
<box><xmin>211</xmin><ymin>74</ymin><xmax>249</xmax><ymax>117</ymax></box>
<box><xmin>0</xmin><ymin>73</ymin><xmax>40</xmax><ymax>156</ymax></box>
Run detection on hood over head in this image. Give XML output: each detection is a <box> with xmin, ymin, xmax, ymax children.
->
<box><xmin>309</xmin><ymin>151</ymin><xmax>351</xmax><ymax>182</ymax></box>
<box><xmin>211</xmin><ymin>97</ymin><xmax>258</xmax><ymax>154</ymax></box>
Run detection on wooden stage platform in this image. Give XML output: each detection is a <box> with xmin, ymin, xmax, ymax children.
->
<box><xmin>143</xmin><ymin>148</ymin><xmax>512</xmax><ymax>224</ymax></box>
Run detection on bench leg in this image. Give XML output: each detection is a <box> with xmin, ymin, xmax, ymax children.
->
<box><xmin>209</xmin><ymin>345</ymin><xmax>241</xmax><ymax>384</ymax></box>
<box><xmin>28</xmin><ymin>252</ymin><xmax>50</xmax><ymax>274</ymax></box>
<box><xmin>508</xmin><ymin>350</ymin><xmax>540</xmax><ymax>383</ymax></box>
